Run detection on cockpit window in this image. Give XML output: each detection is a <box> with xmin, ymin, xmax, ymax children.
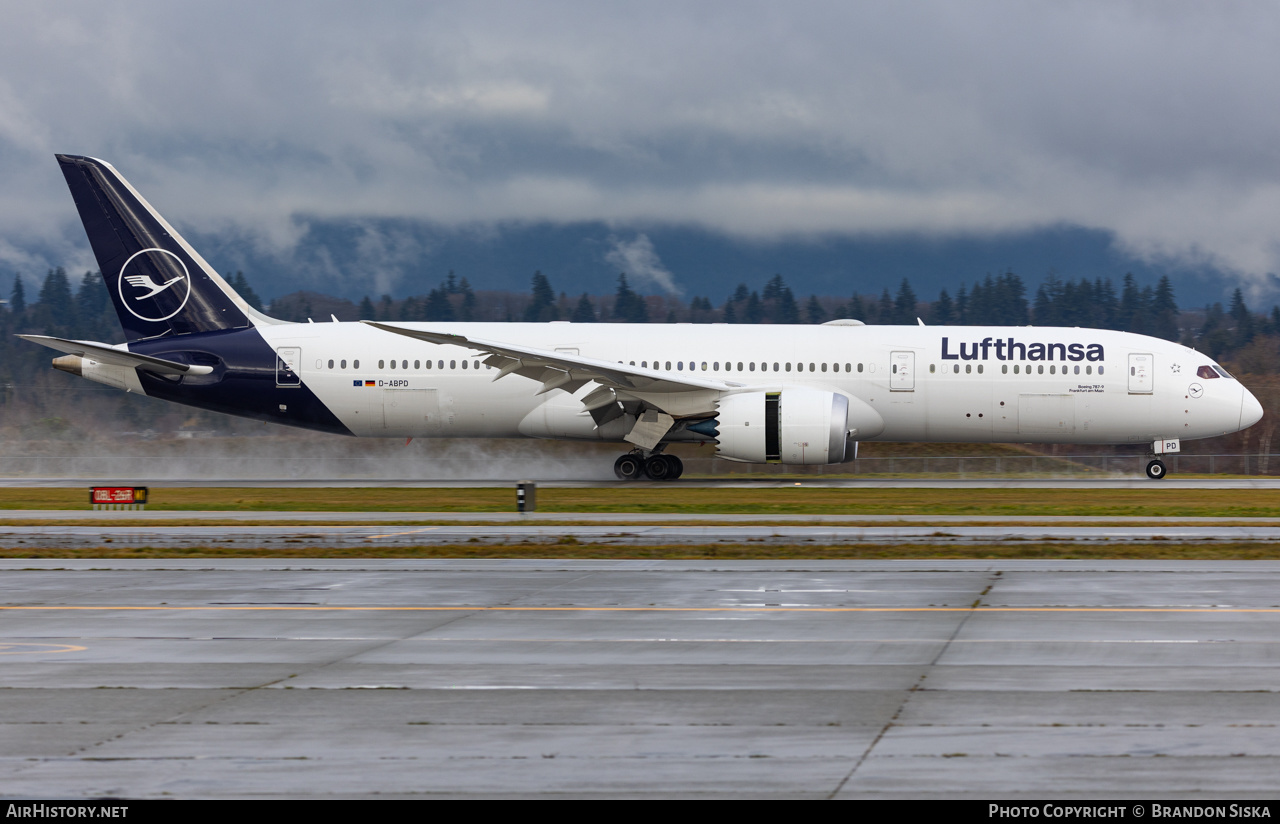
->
<box><xmin>1213</xmin><ymin>366</ymin><xmax>1233</xmax><ymax>379</ymax></box>
<box><xmin>1196</xmin><ymin>365</ymin><xmax>1220</xmax><ymax>379</ymax></box>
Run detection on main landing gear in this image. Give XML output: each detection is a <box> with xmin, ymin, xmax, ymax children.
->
<box><xmin>614</xmin><ymin>450</ymin><xmax>684</xmax><ymax>481</ymax></box>
<box><xmin>1145</xmin><ymin>459</ymin><xmax>1167</xmax><ymax>480</ymax></box>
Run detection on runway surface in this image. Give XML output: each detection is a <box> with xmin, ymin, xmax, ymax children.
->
<box><xmin>4</xmin><ymin>522</ymin><xmax>1280</xmax><ymax>547</ymax></box>
<box><xmin>5</xmin><ymin>476</ymin><xmax>1280</xmax><ymax>488</ymax></box>
<box><xmin>3</xmin><ymin>559</ymin><xmax>1280</xmax><ymax>798</ymax></box>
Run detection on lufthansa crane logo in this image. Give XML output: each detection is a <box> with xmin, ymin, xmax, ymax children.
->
<box><xmin>117</xmin><ymin>248</ymin><xmax>192</xmax><ymax>322</ymax></box>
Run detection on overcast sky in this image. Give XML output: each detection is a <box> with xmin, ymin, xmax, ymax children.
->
<box><xmin>3</xmin><ymin>1</ymin><xmax>1280</xmax><ymax>297</ymax></box>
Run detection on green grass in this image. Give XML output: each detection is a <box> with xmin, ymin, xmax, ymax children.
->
<box><xmin>3</xmin><ymin>486</ymin><xmax>1280</xmax><ymax>518</ymax></box>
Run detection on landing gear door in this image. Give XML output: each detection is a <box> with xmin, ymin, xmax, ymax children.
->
<box><xmin>890</xmin><ymin>351</ymin><xmax>915</xmax><ymax>391</ymax></box>
<box><xmin>1128</xmin><ymin>352</ymin><xmax>1153</xmax><ymax>394</ymax></box>
<box><xmin>276</xmin><ymin>347</ymin><xmax>301</xmax><ymax>387</ymax></box>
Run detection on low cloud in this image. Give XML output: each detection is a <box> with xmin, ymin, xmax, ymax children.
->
<box><xmin>604</xmin><ymin>234</ymin><xmax>680</xmax><ymax>295</ymax></box>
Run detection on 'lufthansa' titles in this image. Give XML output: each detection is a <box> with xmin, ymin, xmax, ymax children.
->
<box><xmin>941</xmin><ymin>337</ymin><xmax>1104</xmax><ymax>362</ymax></box>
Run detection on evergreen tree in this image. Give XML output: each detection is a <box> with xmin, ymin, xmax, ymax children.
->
<box><xmin>955</xmin><ymin>285</ymin><xmax>968</xmax><ymax>324</ymax></box>
<box><xmin>358</xmin><ymin>295</ymin><xmax>376</xmax><ymax>319</ymax></box>
<box><xmin>893</xmin><ymin>279</ymin><xmax>917</xmax><ymax>324</ymax></box>
<box><xmin>722</xmin><ymin>299</ymin><xmax>738</xmax><ymax>324</ymax></box>
<box><xmin>9</xmin><ymin>274</ymin><xmax>25</xmax><ymax>314</ymax></box>
<box><xmin>805</xmin><ymin>295</ymin><xmax>824</xmax><ymax>324</ymax></box>
<box><xmin>877</xmin><ymin>288</ymin><xmax>893</xmax><ymax>324</ymax></box>
<box><xmin>524</xmin><ymin>271</ymin><xmax>558</xmax><ymax>322</ymax></box>
<box><xmin>744</xmin><ymin>291</ymin><xmax>763</xmax><ymax>324</ymax></box>
<box><xmin>458</xmin><ymin>277</ymin><xmax>476</xmax><ymax>321</ymax></box>
<box><xmin>1229</xmin><ymin>288</ymin><xmax>1255</xmax><ymax>348</ymax></box>
<box><xmin>571</xmin><ymin>293</ymin><xmax>596</xmax><ymax>322</ymax></box>
<box><xmin>74</xmin><ymin>271</ymin><xmax>109</xmax><ymax>336</ymax></box>
<box><xmin>612</xmin><ymin>274</ymin><xmax>649</xmax><ymax>323</ymax></box>
<box><xmin>423</xmin><ymin>287</ymin><xmax>455</xmax><ymax>321</ymax></box>
<box><xmin>1151</xmin><ymin>276</ymin><xmax>1179</xmax><ymax>341</ymax></box>
<box><xmin>933</xmin><ymin>289</ymin><xmax>954</xmax><ymax>324</ymax></box>
<box><xmin>228</xmin><ymin>271</ymin><xmax>263</xmax><ymax>311</ymax></box>
<box><xmin>38</xmin><ymin>267</ymin><xmax>73</xmax><ymax>321</ymax></box>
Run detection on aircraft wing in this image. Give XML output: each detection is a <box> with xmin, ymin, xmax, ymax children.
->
<box><xmin>19</xmin><ymin>335</ymin><xmax>213</xmax><ymax>376</ymax></box>
<box><xmin>362</xmin><ymin>321</ymin><xmax>743</xmax><ymax>395</ymax></box>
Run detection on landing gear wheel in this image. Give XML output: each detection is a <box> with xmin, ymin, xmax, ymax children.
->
<box><xmin>644</xmin><ymin>454</ymin><xmax>673</xmax><ymax>480</ymax></box>
<box><xmin>667</xmin><ymin>455</ymin><xmax>684</xmax><ymax>480</ymax></box>
<box><xmin>614</xmin><ymin>454</ymin><xmax>644</xmax><ymax>480</ymax></box>
<box><xmin>1146</xmin><ymin>459</ymin><xmax>1167</xmax><ymax>480</ymax></box>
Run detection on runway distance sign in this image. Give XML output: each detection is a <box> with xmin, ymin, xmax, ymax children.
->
<box><xmin>90</xmin><ymin>487</ymin><xmax>148</xmax><ymax>507</ymax></box>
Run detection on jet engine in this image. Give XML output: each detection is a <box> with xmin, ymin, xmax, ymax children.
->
<box><xmin>711</xmin><ymin>387</ymin><xmax>884</xmax><ymax>464</ymax></box>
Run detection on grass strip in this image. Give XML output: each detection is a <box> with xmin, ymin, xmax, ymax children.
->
<box><xmin>5</xmin><ymin>542</ymin><xmax>1280</xmax><ymax>560</ymax></box>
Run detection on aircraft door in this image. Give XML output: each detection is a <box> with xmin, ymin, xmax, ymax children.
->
<box><xmin>890</xmin><ymin>351</ymin><xmax>915</xmax><ymax>391</ymax></box>
<box><xmin>1128</xmin><ymin>353</ymin><xmax>1153</xmax><ymax>394</ymax></box>
<box><xmin>276</xmin><ymin>347</ymin><xmax>301</xmax><ymax>387</ymax></box>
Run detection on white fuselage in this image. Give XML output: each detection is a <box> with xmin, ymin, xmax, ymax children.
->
<box><xmin>258</xmin><ymin>321</ymin><xmax>1258</xmax><ymax>447</ymax></box>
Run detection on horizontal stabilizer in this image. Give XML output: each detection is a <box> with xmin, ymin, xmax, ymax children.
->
<box><xmin>19</xmin><ymin>335</ymin><xmax>213</xmax><ymax>376</ymax></box>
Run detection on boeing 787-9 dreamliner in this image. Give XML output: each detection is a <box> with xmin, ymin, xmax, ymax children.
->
<box><xmin>22</xmin><ymin>155</ymin><xmax>1265</xmax><ymax>480</ymax></box>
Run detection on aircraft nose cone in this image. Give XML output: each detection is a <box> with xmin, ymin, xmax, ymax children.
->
<box><xmin>1241</xmin><ymin>387</ymin><xmax>1264</xmax><ymax>430</ymax></box>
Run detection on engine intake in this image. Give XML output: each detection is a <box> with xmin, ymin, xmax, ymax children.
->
<box><xmin>713</xmin><ymin>388</ymin><xmax>883</xmax><ymax>464</ymax></box>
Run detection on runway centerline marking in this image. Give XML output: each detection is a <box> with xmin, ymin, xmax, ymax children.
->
<box><xmin>5</xmin><ymin>605</ymin><xmax>1280</xmax><ymax>614</ymax></box>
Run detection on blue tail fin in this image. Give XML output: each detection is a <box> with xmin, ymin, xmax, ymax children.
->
<box><xmin>56</xmin><ymin>154</ymin><xmax>256</xmax><ymax>341</ymax></box>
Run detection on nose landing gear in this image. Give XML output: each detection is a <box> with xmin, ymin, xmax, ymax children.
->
<box><xmin>1146</xmin><ymin>459</ymin><xmax>1167</xmax><ymax>480</ymax></box>
<box><xmin>613</xmin><ymin>450</ymin><xmax>683</xmax><ymax>481</ymax></box>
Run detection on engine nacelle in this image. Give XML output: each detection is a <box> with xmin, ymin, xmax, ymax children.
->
<box><xmin>714</xmin><ymin>387</ymin><xmax>884</xmax><ymax>464</ymax></box>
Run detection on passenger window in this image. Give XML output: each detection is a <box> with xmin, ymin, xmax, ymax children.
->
<box><xmin>702</xmin><ymin>362</ymin><xmax>708</xmax><ymax>371</ymax></box>
<box><xmin>738</xmin><ymin>362</ymin><xmax>744</xmax><ymax>371</ymax></box>
<box><xmin>1074</xmin><ymin>365</ymin><xmax>1079</xmax><ymax>375</ymax></box>
<box><xmin>977</xmin><ymin>364</ymin><xmax>983</xmax><ymax>374</ymax></box>
<box><xmin>402</xmin><ymin>360</ymin><xmax>408</xmax><ymax>370</ymax></box>
<box><xmin>1013</xmin><ymin>364</ymin><xmax>1019</xmax><ymax>374</ymax></box>
<box><xmin>450</xmin><ymin>360</ymin><xmax>456</xmax><ymax>369</ymax></box>
<box><xmin>845</xmin><ymin>363</ymin><xmax>851</xmax><ymax>372</ymax></box>
<box><xmin>1197</xmin><ymin>365</ymin><xmax>1220</xmax><ymax>379</ymax></box>
<box><xmin>340</xmin><ymin>359</ymin><xmax>347</xmax><ymax>369</ymax></box>
<box><xmin>713</xmin><ymin>362</ymin><xmax>719</xmax><ymax>370</ymax></box>
<box><xmin>749</xmin><ymin>362</ymin><xmax>756</xmax><ymax>372</ymax></box>
<box><xmin>1085</xmin><ymin>365</ymin><xmax>1091</xmax><ymax>375</ymax></box>
<box><xmin>857</xmin><ymin>363</ymin><xmax>864</xmax><ymax>373</ymax></box>
<box><xmin>785</xmin><ymin>363</ymin><xmax>792</xmax><ymax>372</ymax></box>
<box><xmin>462</xmin><ymin>360</ymin><xmax>468</xmax><ymax>369</ymax></box>
<box><xmin>1001</xmin><ymin>365</ymin><xmax>1007</xmax><ymax>374</ymax></box>
<box><xmin>822</xmin><ymin>363</ymin><xmax>829</xmax><ymax>372</ymax></box>
<box><xmin>328</xmin><ymin>359</ymin><xmax>334</xmax><ymax>369</ymax></box>
<box><xmin>390</xmin><ymin>360</ymin><xmax>396</xmax><ymax>370</ymax></box>
<box><xmin>1049</xmin><ymin>365</ymin><xmax>1054</xmax><ymax>374</ymax></box>
<box><xmin>965</xmin><ymin>364</ymin><xmax>971</xmax><ymax>374</ymax></box>
<box><xmin>1037</xmin><ymin>365</ymin><xmax>1044</xmax><ymax>374</ymax></box>
<box><xmin>665</xmin><ymin>361</ymin><xmax>671</xmax><ymax>370</ymax></box>
<box><xmin>379</xmin><ymin>360</ymin><xmax>386</xmax><ymax>369</ymax></box>
<box><xmin>437</xmin><ymin>360</ymin><xmax>443</xmax><ymax>369</ymax></box>
<box><xmin>953</xmin><ymin>364</ymin><xmax>959</xmax><ymax>374</ymax></box>
<box><xmin>630</xmin><ymin>361</ymin><xmax>635</xmax><ymax>366</ymax></box>
<box><xmin>354</xmin><ymin>360</ymin><xmax>360</xmax><ymax>369</ymax></box>
<box><xmin>425</xmin><ymin>360</ymin><xmax>431</xmax><ymax>369</ymax></box>
<box><xmin>809</xmin><ymin>363</ymin><xmax>815</xmax><ymax>372</ymax></box>
<box><xmin>773</xmin><ymin>363</ymin><xmax>780</xmax><ymax>371</ymax></box>
<box><xmin>414</xmin><ymin>360</ymin><xmax>420</xmax><ymax>369</ymax></box>
<box><xmin>678</xmin><ymin>361</ymin><xmax>684</xmax><ymax>370</ymax></box>
<box><xmin>929</xmin><ymin>364</ymin><xmax>935</xmax><ymax>373</ymax></box>
<box><xmin>1099</xmin><ymin>366</ymin><xmax>1105</xmax><ymax>375</ymax></box>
